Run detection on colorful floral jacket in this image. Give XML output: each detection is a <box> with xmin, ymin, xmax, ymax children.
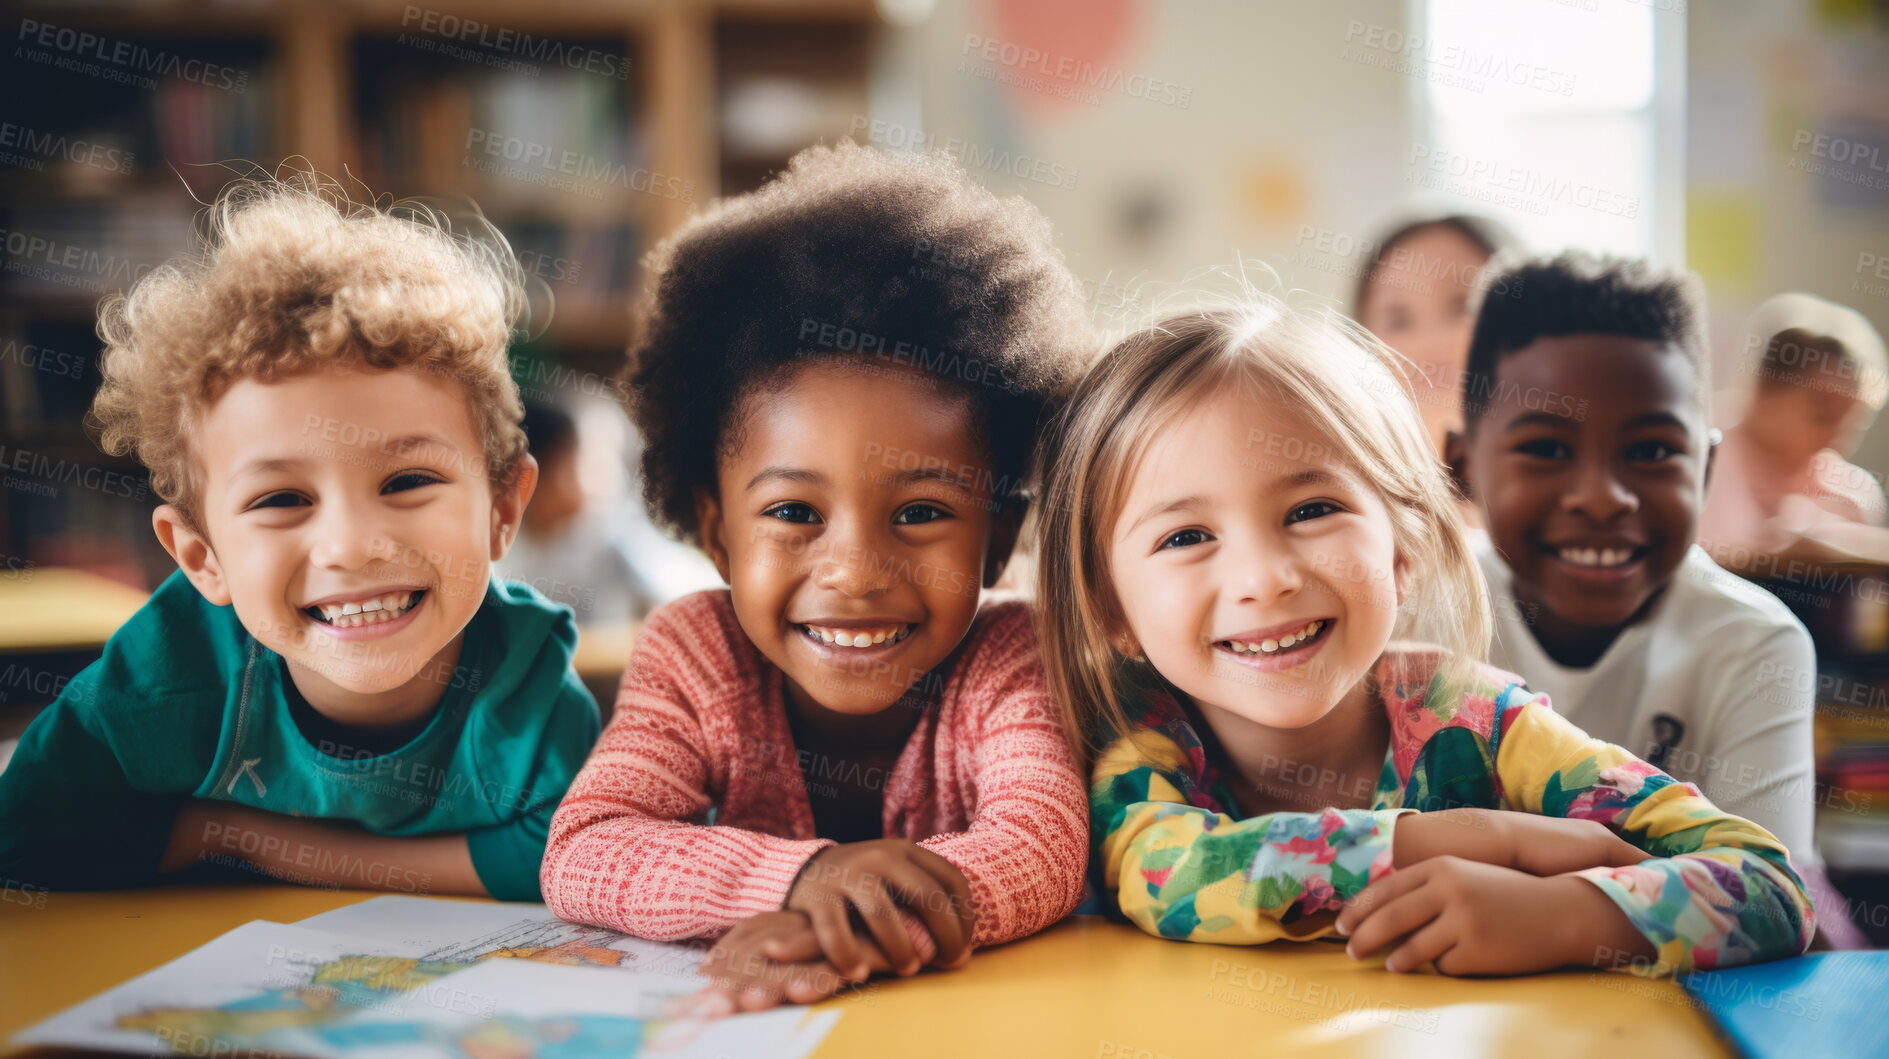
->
<box><xmin>1091</xmin><ymin>648</ymin><xmax>1814</xmax><ymax>975</ymax></box>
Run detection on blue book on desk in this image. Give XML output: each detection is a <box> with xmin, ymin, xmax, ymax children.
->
<box><xmin>1681</xmin><ymin>952</ymin><xmax>1889</xmax><ymax>1059</ymax></box>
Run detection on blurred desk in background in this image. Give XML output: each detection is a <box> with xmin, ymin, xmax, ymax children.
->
<box><xmin>571</xmin><ymin>621</ymin><xmax>636</xmax><ymax>681</ymax></box>
<box><xmin>572</xmin><ymin>621</ymin><xmax>635</xmax><ymax>717</ymax></box>
<box><xmin>0</xmin><ymin>888</ymin><xmax>1731</xmax><ymax>1059</ymax></box>
<box><xmin>0</xmin><ymin>567</ymin><xmax>148</xmax><ymax>655</ymax></box>
<box><xmin>0</xmin><ymin>568</ymin><xmax>150</xmax><ymax>759</ymax></box>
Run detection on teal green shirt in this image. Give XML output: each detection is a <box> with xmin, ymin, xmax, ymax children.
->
<box><xmin>0</xmin><ymin>571</ymin><xmax>601</xmax><ymax>900</ymax></box>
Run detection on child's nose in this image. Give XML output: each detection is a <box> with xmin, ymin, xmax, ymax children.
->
<box><xmin>307</xmin><ymin>501</ymin><xmax>383</xmax><ymax>570</ymax></box>
<box><xmin>814</xmin><ymin>560</ymin><xmax>892</xmax><ymax>598</ymax></box>
<box><xmin>812</xmin><ymin>525</ymin><xmax>894</xmax><ymax>598</ymax></box>
<box><xmin>1564</xmin><ymin>459</ymin><xmax>1638</xmax><ymax>521</ymax></box>
<box><xmin>1229</xmin><ymin>534</ymin><xmax>1304</xmax><ymax>603</ymax></box>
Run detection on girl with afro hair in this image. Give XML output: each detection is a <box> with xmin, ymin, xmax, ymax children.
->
<box><xmin>541</xmin><ymin>142</ymin><xmax>1099</xmax><ymax>1011</ymax></box>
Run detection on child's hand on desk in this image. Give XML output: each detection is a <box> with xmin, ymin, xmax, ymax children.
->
<box><xmin>689</xmin><ymin>910</ymin><xmax>886</xmax><ymax>1015</ymax></box>
<box><xmin>1335</xmin><ymin>857</ymin><xmax>1655</xmax><ymax>975</ymax></box>
<box><xmin>784</xmin><ymin>839</ymin><xmax>976</xmax><ymax>979</ymax></box>
<box><xmin>1395</xmin><ymin>809</ymin><xmax>1647</xmax><ymax>876</ymax></box>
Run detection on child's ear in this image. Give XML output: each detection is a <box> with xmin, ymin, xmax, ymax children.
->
<box><xmin>982</xmin><ymin>496</ymin><xmax>1026</xmax><ymax>589</ymax></box>
<box><xmin>693</xmin><ymin>486</ymin><xmax>733</xmax><ymax>585</ymax></box>
<box><xmin>1393</xmin><ymin>554</ymin><xmax>1413</xmax><ymax>608</ymax></box>
<box><xmin>489</xmin><ymin>454</ymin><xmax>539</xmax><ymax>560</ymax></box>
<box><xmin>153</xmin><ymin>505</ymin><xmax>231</xmax><ymax>606</ymax></box>
<box><xmin>1443</xmin><ymin>428</ymin><xmax>1473</xmax><ymax>502</ymax></box>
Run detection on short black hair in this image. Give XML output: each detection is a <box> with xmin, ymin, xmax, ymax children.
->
<box><xmin>1462</xmin><ymin>252</ymin><xmax>1708</xmax><ymax>432</ymax></box>
<box><xmin>624</xmin><ymin>141</ymin><xmax>1095</xmax><ymax>543</ymax></box>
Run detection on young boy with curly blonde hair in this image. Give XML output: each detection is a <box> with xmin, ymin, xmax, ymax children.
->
<box><xmin>0</xmin><ymin>175</ymin><xmax>599</xmax><ymax>900</ymax></box>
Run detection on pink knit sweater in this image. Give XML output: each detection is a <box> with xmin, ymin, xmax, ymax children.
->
<box><xmin>540</xmin><ymin>590</ymin><xmax>1088</xmax><ymax>952</ymax></box>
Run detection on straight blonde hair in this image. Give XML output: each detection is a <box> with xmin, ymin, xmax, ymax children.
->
<box><xmin>1032</xmin><ymin>298</ymin><xmax>1491</xmax><ymax>768</ymax></box>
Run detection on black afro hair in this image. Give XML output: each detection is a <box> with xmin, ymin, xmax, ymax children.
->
<box><xmin>624</xmin><ymin>140</ymin><xmax>1097</xmax><ymax>542</ymax></box>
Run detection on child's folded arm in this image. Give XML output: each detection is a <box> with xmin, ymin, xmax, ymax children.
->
<box><xmin>539</xmin><ymin>622</ymin><xmax>833</xmax><ymax>939</ymax></box>
<box><xmin>0</xmin><ymin>678</ymin><xmax>200</xmax><ymax>889</ymax></box>
<box><xmin>541</xmin><ymin>799</ymin><xmax>833</xmax><ymax>940</ymax></box>
<box><xmin>160</xmin><ymin>800</ymin><xmax>489</xmax><ymax>895</ymax></box>
<box><xmin>1495</xmin><ymin>689</ymin><xmax>1816</xmax><ymax>975</ymax></box>
<box><xmin>913</xmin><ymin>659</ymin><xmax>1090</xmax><ymax>947</ymax></box>
<box><xmin>1092</xmin><ymin>729</ymin><xmax>1404</xmax><ymax>945</ymax></box>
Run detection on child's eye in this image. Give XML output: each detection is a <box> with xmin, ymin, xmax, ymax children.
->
<box><xmin>1159</xmin><ymin>528</ymin><xmax>1213</xmax><ymax>550</ymax></box>
<box><xmin>1286</xmin><ymin>500</ymin><xmax>1340</xmax><ymax>524</ymax></box>
<box><xmin>894</xmin><ymin>503</ymin><xmax>949</xmax><ymax>525</ymax></box>
<box><xmin>1625</xmin><ymin>440</ymin><xmax>1678</xmax><ymax>462</ymax></box>
<box><xmin>382</xmin><ymin>470</ymin><xmax>445</xmax><ymax>494</ymax></box>
<box><xmin>247</xmin><ymin>491</ymin><xmax>309</xmax><ymax>510</ymax></box>
<box><xmin>763</xmin><ymin>502</ymin><xmax>821</xmax><ymax>524</ymax></box>
<box><xmin>1515</xmin><ymin>439</ymin><xmax>1571</xmax><ymax>460</ymax></box>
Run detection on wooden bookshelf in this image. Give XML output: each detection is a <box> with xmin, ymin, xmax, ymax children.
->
<box><xmin>0</xmin><ymin>0</ymin><xmax>880</xmax><ymax>581</ymax></box>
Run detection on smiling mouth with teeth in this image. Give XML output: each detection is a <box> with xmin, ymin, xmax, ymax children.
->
<box><xmin>798</xmin><ymin>623</ymin><xmax>916</xmax><ymax>649</ymax></box>
<box><xmin>1553</xmin><ymin>546</ymin><xmax>1644</xmax><ymax>568</ymax></box>
<box><xmin>1218</xmin><ymin>619</ymin><xmax>1325</xmax><ymax>655</ymax></box>
<box><xmin>306</xmin><ymin>590</ymin><xmax>425</xmax><ymax>628</ymax></box>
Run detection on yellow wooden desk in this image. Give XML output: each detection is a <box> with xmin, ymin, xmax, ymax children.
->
<box><xmin>0</xmin><ymin>887</ymin><xmax>1729</xmax><ymax>1058</ymax></box>
<box><xmin>0</xmin><ymin>569</ymin><xmax>148</xmax><ymax>654</ymax></box>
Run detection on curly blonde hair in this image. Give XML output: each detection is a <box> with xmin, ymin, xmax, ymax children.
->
<box><xmin>91</xmin><ymin>171</ymin><xmax>530</xmax><ymax>526</ymax></box>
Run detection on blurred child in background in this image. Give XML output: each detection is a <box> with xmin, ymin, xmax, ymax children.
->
<box><xmin>498</xmin><ymin>397</ymin><xmax>719</xmax><ymax>625</ymax></box>
<box><xmin>1354</xmin><ymin>215</ymin><xmax>1514</xmax><ymax>458</ymax></box>
<box><xmin>1700</xmin><ymin>292</ymin><xmax>1889</xmax><ymax>556</ymax></box>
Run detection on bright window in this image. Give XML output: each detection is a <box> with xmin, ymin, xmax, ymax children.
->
<box><xmin>1413</xmin><ymin>0</ymin><xmax>1680</xmax><ymax>260</ymax></box>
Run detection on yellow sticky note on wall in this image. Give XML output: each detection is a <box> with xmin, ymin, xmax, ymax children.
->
<box><xmin>1687</xmin><ymin>188</ymin><xmax>1759</xmax><ymax>290</ymax></box>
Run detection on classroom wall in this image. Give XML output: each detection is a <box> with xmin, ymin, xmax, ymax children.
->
<box><xmin>883</xmin><ymin>0</ymin><xmax>1889</xmax><ymax>481</ymax></box>
<box><xmin>1688</xmin><ymin>0</ymin><xmax>1889</xmax><ymax>479</ymax></box>
<box><xmin>878</xmin><ymin>0</ymin><xmax>1417</xmax><ymax>334</ymax></box>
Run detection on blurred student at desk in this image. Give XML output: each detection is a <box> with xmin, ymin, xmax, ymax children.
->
<box><xmin>496</xmin><ymin>396</ymin><xmax>719</xmax><ymax>628</ymax></box>
<box><xmin>1701</xmin><ymin>292</ymin><xmax>1889</xmax><ymax>563</ymax></box>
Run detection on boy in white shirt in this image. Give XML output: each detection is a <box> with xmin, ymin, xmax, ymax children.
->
<box><xmin>1446</xmin><ymin>254</ymin><xmax>1830</xmax><ymax>896</ymax></box>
